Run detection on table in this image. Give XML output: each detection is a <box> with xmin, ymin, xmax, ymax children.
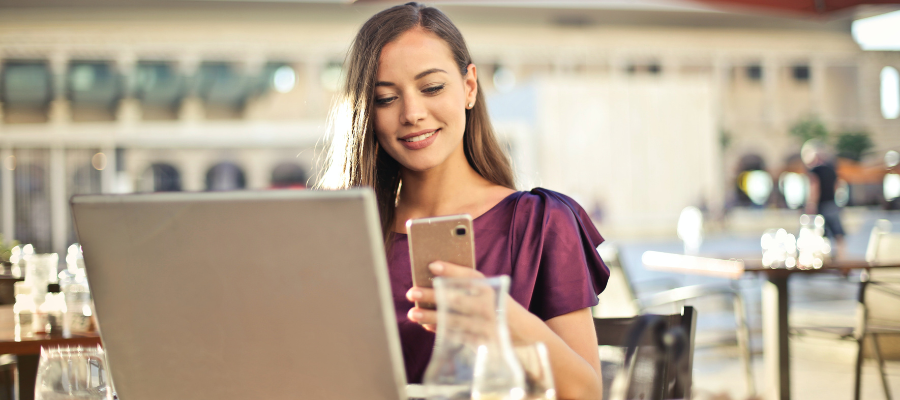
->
<box><xmin>0</xmin><ymin>305</ymin><xmax>102</xmax><ymax>400</ymax></box>
<box><xmin>643</xmin><ymin>252</ymin><xmax>900</xmax><ymax>400</ymax></box>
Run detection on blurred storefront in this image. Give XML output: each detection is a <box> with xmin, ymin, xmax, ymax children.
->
<box><xmin>1</xmin><ymin>1</ymin><xmax>899</xmax><ymax>252</ymax></box>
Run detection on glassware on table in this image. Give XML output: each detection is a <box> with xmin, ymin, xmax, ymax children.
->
<box><xmin>761</xmin><ymin>228</ymin><xmax>797</xmax><ymax>268</ymax></box>
<box><xmin>35</xmin><ymin>346</ymin><xmax>113</xmax><ymax>400</ymax></box>
<box><xmin>423</xmin><ymin>276</ymin><xmax>526</xmax><ymax>400</ymax></box>
<box><xmin>514</xmin><ymin>342</ymin><xmax>556</xmax><ymax>400</ymax></box>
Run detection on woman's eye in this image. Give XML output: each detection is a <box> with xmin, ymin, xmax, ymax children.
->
<box><xmin>375</xmin><ymin>96</ymin><xmax>397</xmax><ymax>106</ymax></box>
<box><xmin>422</xmin><ymin>84</ymin><xmax>445</xmax><ymax>94</ymax></box>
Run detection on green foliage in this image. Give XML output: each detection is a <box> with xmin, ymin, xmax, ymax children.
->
<box><xmin>0</xmin><ymin>235</ymin><xmax>19</xmax><ymax>263</ymax></box>
<box><xmin>789</xmin><ymin>116</ymin><xmax>828</xmax><ymax>143</ymax></box>
<box><xmin>835</xmin><ymin>131</ymin><xmax>874</xmax><ymax>162</ymax></box>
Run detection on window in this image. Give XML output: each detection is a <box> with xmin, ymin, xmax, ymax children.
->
<box><xmin>13</xmin><ymin>149</ymin><xmax>51</xmax><ymax>252</ymax></box>
<box><xmin>205</xmin><ymin>162</ymin><xmax>246</xmax><ymax>191</ymax></box>
<box><xmin>626</xmin><ymin>63</ymin><xmax>661</xmax><ymax>75</ymax></box>
<box><xmin>66</xmin><ymin>149</ymin><xmax>103</xmax><ymax>245</ymax></box>
<box><xmin>271</xmin><ymin>162</ymin><xmax>307</xmax><ymax>189</ymax></box>
<box><xmin>792</xmin><ymin>65</ymin><xmax>810</xmax><ymax>82</ymax></box>
<box><xmin>135</xmin><ymin>61</ymin><xmax>183</xmax><ymax>120</ymax></box>
<box><xmin>882</xmin><ymin>66</ymin><xmax>900</xmax><ymax>119</ymax></box>
<box><xmin>746</xmin><ymin>65</ymin><xmax>763</xmax><ymax>81</ymax></box>
<box><xmin>68</xmin><ymin>61</ymin><xmax>122</xmax><ymax>121</ymax></box>
<box><xmin>0</xmin><ymin>61</ymin><xmax>52</xmax><ymax>123</ymax></box>
<box><xmin>139</xmin><ymin>163</ymin><xmax>182</xmax><ymax>192</ymax></box>
<box><xmin>197</xmin><ymin>62</ymin><xmax>248</xmax><ymax>119</ymax></box>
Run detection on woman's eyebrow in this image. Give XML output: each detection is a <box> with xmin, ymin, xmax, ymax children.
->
<box><xmin>375</xmin><ymin>68</ymin><xmax>448</xmax><ymax>87</ymax></box>
<box><xmin>415</xmin><ymin>68</ymin><xmax>447</xmax><ymax>80</ymax></box>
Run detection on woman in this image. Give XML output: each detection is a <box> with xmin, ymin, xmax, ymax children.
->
<box><xmin>318</xmin><ymin>3</ymin><xmax>609</xmax><ymax>399</ymax></box>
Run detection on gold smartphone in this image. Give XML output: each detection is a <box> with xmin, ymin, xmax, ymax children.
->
<box><xmin>406</xmin><ymin>214</ymin><xmax>476</xmax><ymax>309</ymax></box>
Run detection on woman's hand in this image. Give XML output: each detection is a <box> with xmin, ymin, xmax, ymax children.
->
<box><xmin>405</xmin><ymin>261</ymin><xmax>486</xmax><ymax>332</ymax></box>
<box><xmin>406</xmin><ymin>261</ymin><xmax>603</xmax><ymax>400</ymax></box>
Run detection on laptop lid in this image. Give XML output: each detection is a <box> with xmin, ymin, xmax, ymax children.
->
<box><xmin>71</xmin><ymin>189</ymin><xmax>406</xmax><ymax>400</ymax></box>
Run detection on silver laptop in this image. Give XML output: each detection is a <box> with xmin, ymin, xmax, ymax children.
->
<box><xmin>71</xmin><ymin>189</ymin><xmax>407</xmax><ymax>400</ymax></box>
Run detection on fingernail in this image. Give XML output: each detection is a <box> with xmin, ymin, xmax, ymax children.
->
<box><xmin>409</xmin><ymin>310</ymin><xmax>423</xmax><ymax>320</ymax></box>
<box><xmin>428</xmin><ymin>262</ymin><xmax>443</xmax><ymax>273</ymax></box>
<box><xmin>408</xmin><ymin>289</ymin><xmax>422</xmax><ymax>300</ymax></box>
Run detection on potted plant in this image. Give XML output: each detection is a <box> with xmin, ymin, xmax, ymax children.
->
<box><xmin>0</xmin><ymin>235</ymin><xmax>19</xmax><ymax>274</ymax></box>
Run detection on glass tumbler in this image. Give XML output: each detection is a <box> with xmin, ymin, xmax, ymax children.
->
<box><xmin>35</xmin><ymin>346</ymin><xmax>113</xmax><ymax>400</ymax></box>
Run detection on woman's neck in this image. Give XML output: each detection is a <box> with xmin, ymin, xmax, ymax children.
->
<box><xmin>393</xmin><ymin>148</ymin><xmax>512</xmax><ymax>233</ymax></box>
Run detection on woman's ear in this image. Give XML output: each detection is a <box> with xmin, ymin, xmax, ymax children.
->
<box><xmin>465</xmin><ymin>64</ymin><xmax>478</xmax><ymax>107</ymax></box>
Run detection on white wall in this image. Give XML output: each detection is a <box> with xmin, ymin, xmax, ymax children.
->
<box><xmin>529</xmin><ymin>76</ymin><xmax>720</xmax><ymax>238</ymax></box>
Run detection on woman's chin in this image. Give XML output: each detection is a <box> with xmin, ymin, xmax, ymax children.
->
<box><xmin>398</xmin><ymin>156</ymin><xmax>444</xmax><ymax>173</ymax></box>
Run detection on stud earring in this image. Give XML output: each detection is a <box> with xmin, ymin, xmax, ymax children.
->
<box><xmin>467</xmin><ymin>102</ymin><xmax>474</xmax><ymax>109</ymax></box>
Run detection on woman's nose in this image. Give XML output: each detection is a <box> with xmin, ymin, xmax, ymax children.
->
<box><xmin>400</xmin><ymin>96</ymin><xmax>427</xmax><ymax>125</ymax></box>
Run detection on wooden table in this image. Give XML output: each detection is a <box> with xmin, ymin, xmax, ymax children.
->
<box><xmin>643</xmin><ymin>252</ymin><xmax>900</xmax><ymax>400</ymax></box>
<box><xmin>0</xmin><ymin>305</ymin><xmax>102</xmax><ymax>400</ymax></box>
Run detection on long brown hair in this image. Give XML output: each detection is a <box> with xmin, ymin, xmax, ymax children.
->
<box><xmin>316</xmin><ymin>2</ymin><xmax>515</xmax><ymax>242</ymax></box>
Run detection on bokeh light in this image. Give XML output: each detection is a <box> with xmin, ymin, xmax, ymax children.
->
<box><xmin>779</xmin><ymin>172</ymin><xmax>808</xmax><ymax>209</ymax></box>
<box><xmin>273</xmin><ymin>65</ymin><xmax>296</xmax><ymax>93</ymax></box>
<box><xmin>881</xmin><ymin>66</ymin><xmax>899</xmax><ymax>119</ymax></box>
<box><xmin>740</xmin><ymin>170</ymin><xmax>773</xmax><ymax>206</ymax></box>
<box><xmin>885</xmin><ymin>173</ymin><xmax>900</xmax><ymax>202</ymax></box>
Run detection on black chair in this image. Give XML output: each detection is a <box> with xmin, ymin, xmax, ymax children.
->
<box><xmin>594</xmin><ymin>306</ymin><xmax>697</xmax><ymax>400</ymax></box>
<box><xmin>596</xmin><ymin>244</ymin><xmax>754</xmax><ymax>397</ymax></box>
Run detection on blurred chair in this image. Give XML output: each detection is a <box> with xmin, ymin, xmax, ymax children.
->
<box><xmin>0</xmin><ymin>355</ymin><xmax>15</xmax><ymax>400</ymax></box>
<box><xmin>594</xmin><ymin>306</ymin><xmax>696</xmax><ymax>400</ymax></box>
<box><xmin>595</xmin><ymin>243</ymin><xmax>755</xmax><ymax>397</ymax></box>
<box><xmin>853</xmin><ymin>219</ymin><xmax>900</xmax><ymax>400</ymax></box>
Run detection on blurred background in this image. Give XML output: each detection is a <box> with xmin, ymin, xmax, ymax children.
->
<box><xmin>0</xmin><ymin>0</ymin><xmax>899</xmax><ymax>399</ymax></box>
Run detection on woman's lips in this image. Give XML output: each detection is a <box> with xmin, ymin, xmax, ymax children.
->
<box><xmin>399</xmin><ymin>129</ymin><xmax>439</xmax><ymax>150</ymax></box>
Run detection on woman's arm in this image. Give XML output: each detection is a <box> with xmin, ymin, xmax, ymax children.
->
<box><xmin>407</xmin><ymin>262</ymin><xmax>603</xmax><ymax>400</ymax></box>
<box><xmin>509</xmin><ymin>305</ymin><xmax>603</xmax><ymax>400</ymax></box>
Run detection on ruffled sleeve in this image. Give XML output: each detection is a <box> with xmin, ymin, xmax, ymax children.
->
<box><xmin>508</xmin><ymin>188</ymin><xmax>610</xmax><ymax>321</ymax></box>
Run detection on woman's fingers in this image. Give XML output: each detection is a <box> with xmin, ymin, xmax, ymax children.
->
<box><xmin>406</xmin><ymin>287</ymin><xmax>436</xmax><ymax>305</ymax></box>
<box><xmin>407</xmin><ymin>262</ymin><xmax>491</xmax><ymax>330</ymax></box>
<box><xmin>429</xmin><ymin>261</ymin><xmax>484</xmax><ymax>278</ymax></box>
<box><xmin>407</xmin><ymin>306</ymin><xmax>437</xmax><ymax>325</ymax></box>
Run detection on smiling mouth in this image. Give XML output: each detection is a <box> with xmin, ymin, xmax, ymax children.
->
<box><xmin>402</xmin><ymin>129</ymin><xmax>439</xmax><ymax>143</ymax></box>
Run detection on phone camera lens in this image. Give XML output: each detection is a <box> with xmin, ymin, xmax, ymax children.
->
<box><xmin>454</xmin><ymin>226</ymin><xmax>467</xmax><ymax>236</ymax></box>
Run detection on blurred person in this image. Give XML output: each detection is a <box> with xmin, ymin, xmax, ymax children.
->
<box><xmin>317</xmin><ymin>3</ymin><xmax>609</xmax><ymax>398</ymax></box>
<box><xmin>802</xmin><ymin>139</ymin><xmax>846</xmax><ymax>258</ymax></box>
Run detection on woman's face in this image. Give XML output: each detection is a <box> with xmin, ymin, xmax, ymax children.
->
<box><xmin>373</xmin><ymin>27</ymin><xmax>477</xmax><ymax>173</ymax></box>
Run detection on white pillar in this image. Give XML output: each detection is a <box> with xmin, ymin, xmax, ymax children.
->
<box><xmin>180</xmin><ymin>151</ymin><xmax>206</xmax><ymax>192</ymax></box>
<box><xmin>0</xmin><ymin>55</ymin><xmax>5</xmax><ymax>125</ymax></box>
<box><xmin>243</xmin><ymin>149</ymin><xmax>270</xmax><ymax>190</ymax></box>
<box><xmin>713</xmin><ymin>56</ymin><xmax>731</xmax><ymax>123</ymax></box>
<box><xmin>662</xmin><ymin>54</ymin><xmax>680</xmax><ymax>81</ymax></box>
<box><xmin>178</xmin><ymin>55</ymin><xmax>203</xmax><ymax>123</ymax></box>
<box><xmin>763</xmin><ymin>56</ymin><xmax>779</xmax><ymax>125</ymax></box>
<box><xmin>857</xmin><ymin>56</ymin><xmax>874</xmax><ymax>123</ymax></box>
<box><xmin>303</xmin><ymin>56</ymin><xmax>324</xmax><ymax>118</ymax></box>
<box><xmin>101</xmin><ymin>146</ymin><xmax>117</xmax><ymax>193</ymax></box>
<box><xmin>610</xmin><ymin>53</ymin><xmax>628</xmax><ymax>81</ymax></box>
<box><xmin>48</xmin><ymin>52</ymin><xmax>71</xmax><ymax>127</ymax></box>
<box><xmin>1</xmin><ymin>148</ymin><xmax>14</xmax><ymax>244</ymax></box>
<box><xmin>810</xmin><ymin>57</ymin><xmax>826</xmax><ymax>116</ymax></box>
<box><xmin>50</xmin><ymin>147</ymin><xmax>67</xmax><ymax>255</ymax></box>
<box><xmin>116</xmin><ymin>52</ymin><xmax>141</xmax><ymax>127</ymax></box>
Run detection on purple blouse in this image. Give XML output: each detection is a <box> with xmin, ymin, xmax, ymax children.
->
<box><xmin>386</xmin><ymin>188</ymin><xmax>610</xmax><ymax>383</ymax></box>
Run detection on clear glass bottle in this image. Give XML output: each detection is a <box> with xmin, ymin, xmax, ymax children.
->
<box><xmin>13</xmin><ymin>282</ymin><xmax>35</xmax><ymax>339</ymax></box>
<box><xmin>60</xmin><ymin>245</ymin><xmax>93</xmax><ymax>336</ymax></box>
<box><xmin>423</xmin><ymin>276</ymin><xmax>525</xmax><ymax>400</ymax></box>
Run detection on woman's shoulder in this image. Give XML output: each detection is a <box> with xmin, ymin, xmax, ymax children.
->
<box><xmin>510</xmin><ymin>188</ymin><xmax>592</xmax><ymax>221</ymax></box>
